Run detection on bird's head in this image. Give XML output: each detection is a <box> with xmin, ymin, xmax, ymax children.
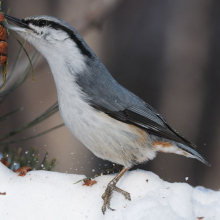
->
<box><xmin>4</xmin><ymin>15</ymin><xmax>93</xmax><ymax>68</ymax></box>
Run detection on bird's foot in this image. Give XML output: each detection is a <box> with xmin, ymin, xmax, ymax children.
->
<box><xmin>101</xmin><ymin>180</ymin><xmax>131</xmax><ymax>214</ymax></box>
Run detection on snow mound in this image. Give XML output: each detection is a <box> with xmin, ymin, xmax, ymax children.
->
<box><xmin>0</xmin><ymin>163</ymin><xmax>219</xmax><ymax>220</ymax></box>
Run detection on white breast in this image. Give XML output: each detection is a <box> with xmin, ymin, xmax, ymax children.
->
<box><xmin>48</xmin><ymin>59</ymin><xmax>157</xmax><ymax>167</ymax></box>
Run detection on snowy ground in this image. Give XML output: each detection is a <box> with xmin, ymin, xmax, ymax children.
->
<box><xmin>0</xmin><ymin>163</ymin><xmax>219</xmax><ymax>220</ymax></box>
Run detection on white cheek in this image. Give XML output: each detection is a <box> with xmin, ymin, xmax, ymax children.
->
<box><xmin>45</xmin><ymin>30</ymin><xmax>69</xmax><ymax>41</ymax></box>
<box><xmin>17</xmin><ymin>32</ymin><xmax>32</xmax><ymax>42</ymax></box>
<box><xmin>43</xmin><ymin>37</ymin><xmax>86</xmax><ymax>74</ymax></box>
<box><xmin>29</xmin><ymin>24</ymin><xmax>43</xmax><ymax>34</ymax></box>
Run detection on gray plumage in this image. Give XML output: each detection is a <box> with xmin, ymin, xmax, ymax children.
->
<box><xmin>4</xmin><ymin>14</ymin><xmax>210</xmax><ymax>214</ymax></box>
<box><xmin>4</xmin><ymin>14</ymin><xmax>210</xmax><ymax>166</ymax></box>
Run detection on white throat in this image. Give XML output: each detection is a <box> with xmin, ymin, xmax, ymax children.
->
<box><xmin>46</xmin><ymin>51</ymin><xmax>93</xmax><ymax>138</ymax></box>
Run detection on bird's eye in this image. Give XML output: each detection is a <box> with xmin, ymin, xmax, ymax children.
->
<box><xmin>38</xmin><ymin>20</ymin><xmax>47</xmax><ymax>27</ymax></box>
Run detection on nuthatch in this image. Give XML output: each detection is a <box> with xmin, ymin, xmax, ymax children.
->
<box><xmin>4</xmin><ymin>14</ymin><xmax>210</xmax><ymax>214</ymax></box>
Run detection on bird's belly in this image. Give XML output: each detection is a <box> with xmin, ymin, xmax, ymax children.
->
<box><xmin>59</xmin><ymin>101</ymin><xmax>157</xmax><ymax>167</ymax></box>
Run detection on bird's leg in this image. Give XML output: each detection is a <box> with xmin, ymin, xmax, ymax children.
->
<box><xmin>101</xmin><ymin>167</ymin><xmax>131</xmax><ymax>214</ymax></box>
<box><xmin>93</xmin><ymin>164</ymin><xmax>123</xmax><ymax>179</ymax></box>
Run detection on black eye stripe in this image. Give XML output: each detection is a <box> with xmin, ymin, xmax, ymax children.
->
<box><xmin>22</xmin><ymin>19</ymin><xmax>92</xmax><ymax>58</ymax></box>
<box><xmin>38</xmin><ymin>20</ymin><xmax>48</xmax><ymax>27</ymax></box>
<box><xmin>22</xmin><ymin>19</ymin><xmax>49</xmax><ymax>27</ymax></box>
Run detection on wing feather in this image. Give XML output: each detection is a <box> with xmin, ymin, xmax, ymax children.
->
<box><xmin>93</xmin><ymin>102</ymin><xmax>196</xmax><ymax>148</ymax></box>
<box><xmin>75</xmin><ymin>63</ymin><xmax>196</xmax><ymax>149</ymax></box>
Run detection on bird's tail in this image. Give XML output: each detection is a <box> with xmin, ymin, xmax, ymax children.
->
<box><xmin>153</xmin><ymin>141</ymin><xmax>211</xmax><ymax>166</ymax></box>
<box><xmin>177</xmin><ymin>143</ymin><xmax>211</xmax><ymax>167</ymax></box>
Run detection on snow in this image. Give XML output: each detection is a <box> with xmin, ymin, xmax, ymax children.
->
<box><xmin>0</xmin><ymin>162</ymin><xmax>219</xmax><ymax>220</ymax></box>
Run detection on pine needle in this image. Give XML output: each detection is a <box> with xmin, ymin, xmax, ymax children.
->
<box><xmin>0</xmin><ymin>146</ymin><xmax>57</xmax><ymax>171</ymax></box>
<box><xmin>0</xmin><ymin>40</ymin><xmax>25</xmax><ymax>90</ymax></box>
<box><xmin>73</xmin><ymin>177</ymin><xmax>94</xmax><ymax>185</ymax></box>
<box><xmin>9</xmin><ymin>30</ymin><xmax>34</xmax><ymax>82</ymax></box>
<box><xmin>0</xmin><ymin>123</ymin><xmax>64</xmax><ymax>145</ymax></box>
<box><xmin>0</xmin><ymin>51</ymin><xmax>39</xmax><ymax>103</ymax></box>
<box><xmin>0</xmin><ymin>101</ymin><xmax>59</xmax><ymax>142</ymax></box>
<box><xmin>0</xmin><ymin>107</ymin><xmax>23</xmax><ymax>122</ymax></box>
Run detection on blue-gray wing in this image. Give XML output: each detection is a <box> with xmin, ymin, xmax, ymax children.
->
<box><xmin>75</xmin><ymin>62</ymin><xmax>196</xmax><ymax>149</ymax></box>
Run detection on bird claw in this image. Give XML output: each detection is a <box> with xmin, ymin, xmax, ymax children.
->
<box><xmin>101</xmin><ymin>181</ymin><xmax>131</xmax><ymax>214</ymax></box>
<box><xmin>114</xmin><ymin>186</ymin><xmax>131</xmax><ymax>201</ymax></box>
<box><xmin>102</xmin><ymin>183</ymin><xmax>114</xmax><ymax>214</ymax></box>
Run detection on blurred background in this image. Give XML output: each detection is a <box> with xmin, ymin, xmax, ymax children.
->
<box><xmin>0</xmin><ymin>0</ymin><xmax>219</xmax><ymax>189</ymax></box>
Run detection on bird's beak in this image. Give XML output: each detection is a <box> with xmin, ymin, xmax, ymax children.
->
<box><xmin>4</xmin><ymin>14</ymin><xmax>32</xmax><ymax>30</ymax></box>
